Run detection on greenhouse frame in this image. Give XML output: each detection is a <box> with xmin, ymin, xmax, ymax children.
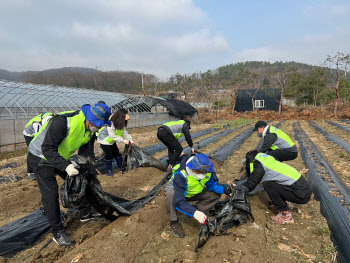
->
<box><xmin>0</xmin><ymin>80</ymin><xmax>197</xmax><ymax>152</ymax></box>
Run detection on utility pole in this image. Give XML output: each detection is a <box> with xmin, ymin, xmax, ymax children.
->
<box><xmin>142</xmin><ymin>73</ymin><xmax>145</xmax><ymax>96</ymax></box>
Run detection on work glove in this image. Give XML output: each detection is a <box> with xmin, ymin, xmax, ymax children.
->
<box><xmin>223</xmin><ymin>184</ymin><xmax>234</xmax><ymax>195</ymax></box>
<box><xmin>65</xmin><ymin>164</ymin><xmax>79</xmax><ymax>177</ymax></box>
<box><xmin>191</xmin><ymin>147</ymin><xmax>195</xmax><ymax>155</ymax></box>
<box><xmin>180</xmin><ymin>151</ymin><xmax>185</xmax><ymax>157</ymax></box>
<box><xmin>129</xmin><ymin>138</ymin><xmax>134</xmax><ymax>145</ymax></box>
<box><xmin>194</xmin><ymin>210</ymin><xmax>207</xmax><ymax>224</ymax></box>
<box><xmin>123</xmin><ymin>139</ymin><xmax>129</xmax><ymax>145</ymax></box>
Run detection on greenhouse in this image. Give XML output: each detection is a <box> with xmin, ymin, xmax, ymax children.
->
<box><xmin>0</xmin><ymin>80</ymin><xmax>197</xmax><ymax>151</ymax></box>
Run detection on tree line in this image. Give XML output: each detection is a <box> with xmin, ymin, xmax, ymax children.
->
<box><xmin>1</xmin><ymin>53</ymin><xmax>349</xmax><ymax>114</ymax></box>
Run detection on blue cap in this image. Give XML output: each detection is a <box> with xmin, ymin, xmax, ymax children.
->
<box><xmin>187</xmin><ymin>154</ymin><xmax>214</xmax><ymax>172</ymax></box>
<box><xmin>82</xmin><ymin>103</ymin><xmax>111</xmax><ymax>127</ymax></box>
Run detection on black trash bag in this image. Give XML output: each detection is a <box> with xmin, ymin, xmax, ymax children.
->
<box><xmin>195</xmin><ymin>188</ymin><xmax>254</xmax><ymax>251</ymax></box>
<box><xmin>0</xmin><ymin>208</ymin><xmax>65</xmax><ymax>258</ymax></box>
<box><xmin>122</xmin><ymin>143</ymin><xmax>166</xmax><ymax>173</ymax></box>
<box><xmin>60</xmin><ymin>174</ymin><xmax>87</xmax><ymax>208</ymax></box>
<box><xmin>71</xmin><ymin>155</ymin><xmax>131</xmax><ymax>219</ymax></box>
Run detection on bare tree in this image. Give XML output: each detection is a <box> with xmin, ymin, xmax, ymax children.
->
<box><xmin>324</xmin><ymin>52</ymin><xmax>350</xmax><ymax>114</ymax></box>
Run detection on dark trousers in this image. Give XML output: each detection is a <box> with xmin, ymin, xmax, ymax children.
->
<box><xmin>157</xmin><ymin>128</ymin><xmax>183</xmax><ymax>166</ymax></box>
<box><xmin>100</xmin><ymin>143</ymin><xmax>122</xmax><ymax>161</ymax></box>
<box><xmin>24</xmin><ymin>135</ymin><xmax>34</xmax><ymax>173</ymax></box>
<box><xmin>27</xmin><ymin>153</ymin><xmax>91</xmax><ymax>234</ymax></box>
<box><xmin>267</xmin><ymin>149</ymin><xmax>298</xmax><ymax>162</ymax></box>
<box><xmin>78</xmin><ymin>133</ymin><xmax>96</xmax><ymax>160</ymax></box>
<box><xmin>263</xmin><ymin>181</ymin><xmax>311</xmax><ymax>211</ymax></box>
<box><xmin>165</xmin><ymin>187</ymin><xmax>221</xmax><ymax>221</ymax></box>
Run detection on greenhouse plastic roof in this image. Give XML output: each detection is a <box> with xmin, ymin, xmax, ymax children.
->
<box><xmin>0</xmin><ymin>80</ymin><xmax>168</xmax><ymax>119</ymax></box>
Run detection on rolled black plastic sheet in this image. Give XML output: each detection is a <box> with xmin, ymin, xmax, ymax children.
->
<box><xmin>293</xmin><ymin>121</ymin><xmax>350</xmax><ymax>263</ymax></box>
<box><xmin>325</xmin><ymin>120</ymin><xmax>350</xmax><ymax>133</ymax></box>
<box><xmin>308</xmin><ymin>120</ymin><xmax>350</xmax><ymax>153</ymax></box>
<box><xmin>0</xmin><ymin>208</ymin><xmax>65</xmax><ymax>258</ymax></box>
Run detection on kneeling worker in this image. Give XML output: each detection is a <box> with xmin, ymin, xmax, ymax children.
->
<box><xmin>157</xmin><ymin>118</ymin><xmax>194</xmax><ymax>171</ymax></box>
<box><xmin>237</xmin><ymin>150</ymin><xmax>312</xmax><ymax>224</ymax></box>
<box><xmin>165</xmin><ymin>154</ymin><xmax>232</xmax><ymax>237</ymax></box>
<box><xmin>254</xmin><ymin>121</ymin><xmax>298</xmax><ymax>162</ymax></box>
<box><xmin>27</xmin><ymin>103</ymin><xmax>111</xmax><ymax>246</ymax></box>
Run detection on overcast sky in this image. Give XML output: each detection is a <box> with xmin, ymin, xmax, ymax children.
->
<box><xmin>0</xmin><ymin>0</ymin><xmax>349</xmax><ymax>80</ymax></box>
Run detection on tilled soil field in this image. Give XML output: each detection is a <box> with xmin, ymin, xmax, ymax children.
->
<box><xmin>0</xmin><ymin>120</ymin><xmax>342</xmax><ymax>263</ymax></box>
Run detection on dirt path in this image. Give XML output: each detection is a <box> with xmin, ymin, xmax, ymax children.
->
<box><xmin>0</xmin><ymin>121</ymin><xmax>337</xmax><ymax>263</ymax></box>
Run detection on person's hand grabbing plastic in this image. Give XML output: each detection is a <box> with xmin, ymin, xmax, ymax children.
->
<box><xmin>191</xmin><ymin>147</ymin><xmax>195</xmax><ymax>155</ymax></box>
<box><xmin>129</xmin><ymin>139</ymin><xmax>134</xmax><ymax>145</ymax></box>
<box><xmin>194</xmin><ymin>210</ymin><xmax>207</xmax><ymax>224</ymax></box>
<box><xmin>65</xmin><ymin>164</ymin><xmax>79</xmax><ymax>177</ymax></box>
<box><xmin>123</xmin><ymin>139</ymin><xmax>129</xmax><ymax>145</ymax></box>
<box><xmin>224</xmin><ymin>184</ymin><xmax>233</xmax><ymax>195</ymax></box>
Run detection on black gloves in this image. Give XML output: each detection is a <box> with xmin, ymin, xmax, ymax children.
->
<box><xmin>224</xmin><ymin>184</ymin><xmax>233</xmax><ymax>195</ymax></box>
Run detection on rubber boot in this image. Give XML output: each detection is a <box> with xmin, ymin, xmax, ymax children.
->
<box><xmin>105</xmin><ymin>160</ymin><xmax>113</xmax><ymax>176</ymax></box>
<box><xmin>116</xmin><ymin>156</ymin><xmax>125</xmax><ymax>173</ymax></box>
<box><xmin>116</xmin><ymin>156</ymin><xmax>123</xmax><ymax>169</ymax></box>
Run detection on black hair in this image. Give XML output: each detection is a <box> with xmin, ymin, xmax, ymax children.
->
<box><xmin>245</xmin><ymin>150</ymin><xmax>259</xmax><ymax>177</ymax></box>
<box><xmin>111</xmin><ymin>108</ymin><xmax>128</xmax><ymax>130</ymax></box>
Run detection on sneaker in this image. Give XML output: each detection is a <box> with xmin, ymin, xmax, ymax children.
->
<box><xmin>106</xmin><ymin>170</ymin><xmax>113</xmax><ymax>177</ymax></box>
<box><xmin>170</xmin><ymin>220</ymin><xmax>185</xmax><ymax>238</ymax></box>
<box><xmin>80</xmin><ymin>209</ymin><xmax>101</xmax><ymax>222</ymax></box>
<box><xmin>53</xmin><ymin>230</ymin><xmax>75</xmax><ymax>246</ymax></box>
<box><xmin>27</xmin><ymin>173</ymin><xmax>36</xmax><ymax>180</ymax></box>
<box><xmin>271</xmin><ymin>210</ymin><xmax>294</xmax><ymax>224</ymax></box>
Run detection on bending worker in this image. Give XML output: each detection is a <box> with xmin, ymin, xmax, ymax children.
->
<box><xmin>165</xmin><ymin>154</ymin><xmax>232</xmax><ymax>237</ymax></box>
<box><xmin>157</xmin><ymin>118</ymin><xmax>194</xmax><ymax>171</ymax></box>
<box><xmin>27</xmin><ymin>103</ymin><xmax>111</xmax><ymax>246</ymax></box>
<box><xmin>254</xmin><ymin>121</ymin><xmax>298</xmax><ymax>162</ymax></box>
<box><xmin>236</xmin><ymin>150</ymin><xmax>312</xmax><ymax>224</ymax></box>
<box><xmin>23</xmin><ymin>112</ymin><xmax>53</xmax><ymax>180</ymax></box>
<box><xmin>97</xmin><ymin>108</ymin><xmax>133</xmax><ymax>176</ymax></box>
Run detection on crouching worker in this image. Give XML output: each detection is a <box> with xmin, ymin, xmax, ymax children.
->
<box><xmin>97</xmin><ymin>108</ymin><xmax>133</xmax><ymax>176</ymax></box>
<box><xmin>237</xmin><ymin>150</ymin><xmax>312</xmax><ymax>224</ymax></box>
<box><xmin>157</xmin><ymin>118</ymin><xmax>194</xmax><ymax>171</ymax></box>
<box><xmin>165</xmin><ymin>154</ymin><xmax>232</xmax><ymax>238</ymax></box>
<box><xmin>254</xmin><ymin>121</ymin><xmax>298</xmax><ymax>162</ymax></box>
<box><xmin>27</xmin><ymin>103</ymin><xmax>111</xmax><ymax>246</ymax></box>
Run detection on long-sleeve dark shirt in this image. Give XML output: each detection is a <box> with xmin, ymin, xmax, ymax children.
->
<box><xmin>242</xmin><ymin>161</ymin><xmax>265</xmax><ymax>192</ymax></box>
<box><xmin>259</xmin><ymin>133</ymin><xmax>278</xmax><ymax>153</ymax></box>
<box><xmin>41</xmin><ymin>115</ymin><xmax>93</xmax><ymax>171</ymax></box>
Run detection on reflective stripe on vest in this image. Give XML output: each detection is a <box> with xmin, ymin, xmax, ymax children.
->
<box><xmin>28</xmin><ymin>110</ymin><xmax>93</xmax><ymax>161</ymax></box>
<box><xmin>170</xmin><ymin>168</ymin><xmax>211</xmax><ymax>198</ymax></box>
<box><xmin>23</xmin><ymin>112</ymin><xmax>53</xmax><ymax>137</ymax></box>
<box><xmin>163</xmin><ymin>120</ymin><xmax>185</xmax><ymax>139</ymax></box>
<box><xmin>253</xmin><ymin>153</ymin><xmax>300</xmax><ymax>185</ymax></box>
<box><xmin>265</xmin><ymin>126</ymin><xmax>294</xmax><ymax>150</ymax></box>
<box><xmin>98</xmin><ymin>126</ymin><xmax>123</xmax><ymax>145</ymax></box>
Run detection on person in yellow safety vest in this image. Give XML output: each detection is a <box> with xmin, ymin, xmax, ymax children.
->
<box><xmin>157</xmin><ymin>118</ymin><xmax>194</xmax><ymax>171</ymax></box>
<box><xmin>23</xmin><ymin>112</ymin><xmax>53</xmax><ymax>180</ymax></box>
<box><xmin>165</xmin><ymin>154</ymin><xmax>233</xmax><ymax>238</ymax></box>
<box><xmin>253</xmin><ymin>121</ymin><xmax>298</xmax><ymax>162</ymax></box>
<box><xmin>97</xmin><ymin>108</ymin><xmax>133</xmax><ymax>176</ymax></box>
<box><xmin>27</xmin><ymin>103</ymin><xmax>111</xmax><ymax>247</ymax></box>
<box><xmin>236</xmin><ymin>150</ymin><xmax>312</xmax><ymax>224</ymax></box>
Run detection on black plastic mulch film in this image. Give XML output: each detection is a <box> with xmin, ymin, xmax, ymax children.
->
<box><xmin>293</xmin><ymin>121</ymin><xmax>350</xmax><ymax>263</ymax></box>
<box><xmin>143</xmin><ymin>127</ymin><xmax>218</xmax><ymax>155</ymax></box>
<box><xmin>308</xmin><ymin>120</ymin><xmax>350</xmax><ymax>153</ymax></box>
<box><xmin>0</xmin><ymin>208</ymin><xmax>65</xmax><ymax>258</ymax></box>
<box><xmin>326</xmin><ymin>120</ymin><xmax>350</xmax><ymax>133</ymax></box>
